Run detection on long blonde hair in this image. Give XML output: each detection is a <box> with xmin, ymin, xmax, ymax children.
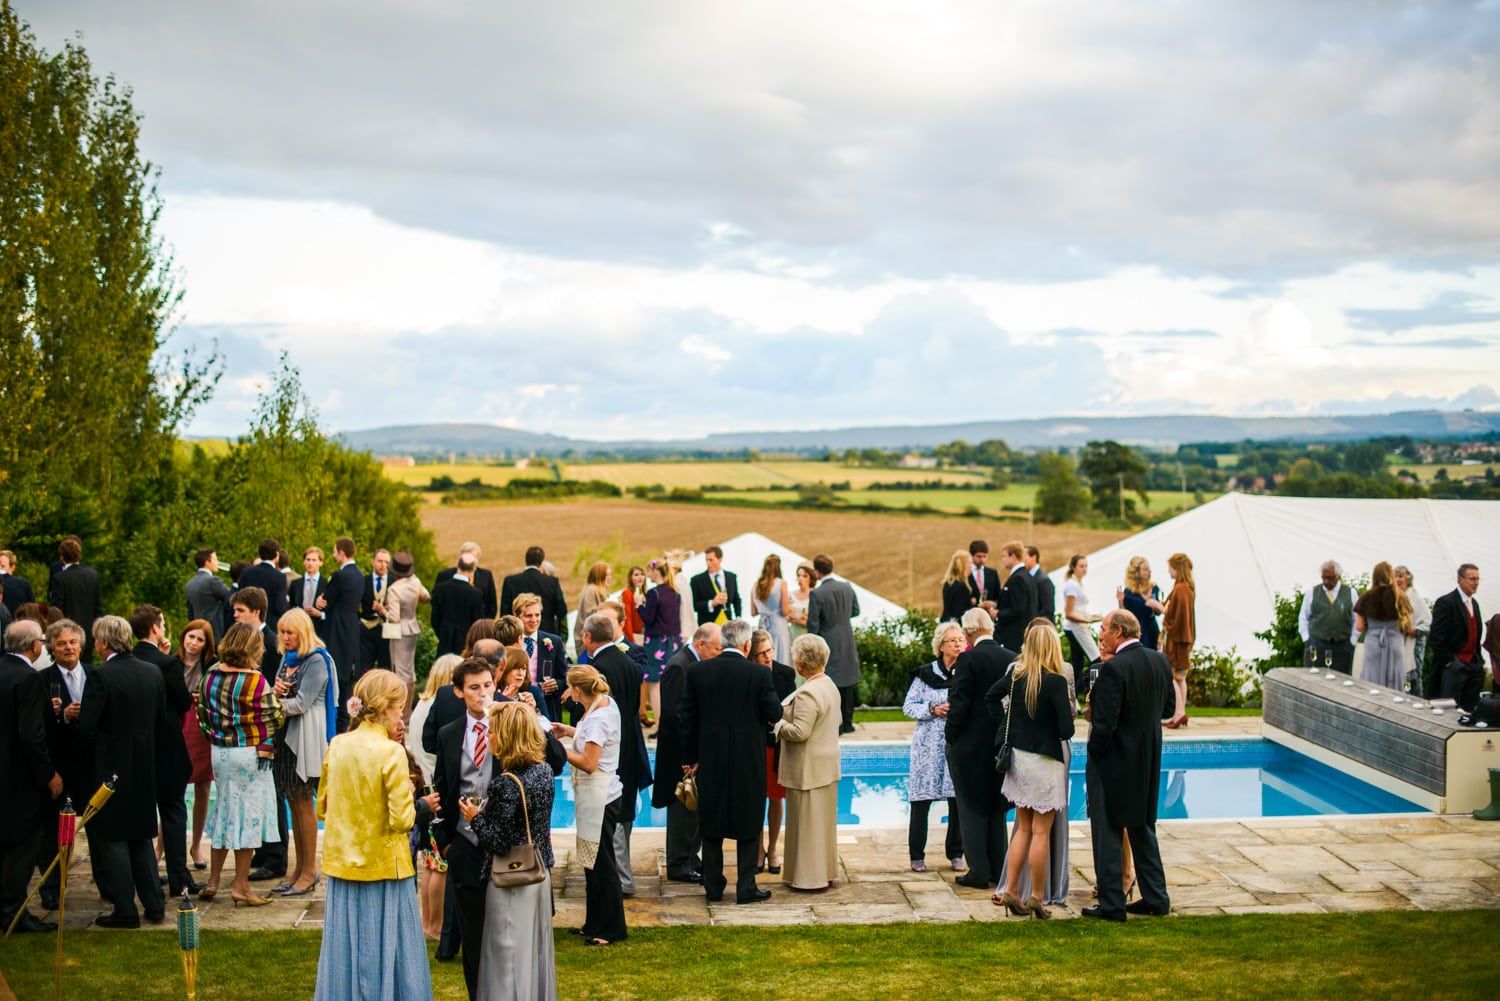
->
<box><xmin>648</xmin><ymin>557</ymin><xmax>676</xmax><ymax>591</ymax></box>
<box><xmin>1014</xmin><ymin>622</ymin><xmax>1065</xmax><ymax>717</ymax></box>
<box><xmin>351</xmin><ymin>669</ymin><xmax>406</xmax><ymax>727</ymax></box>
<box><xmin>943</xmin><ymin>550</ymin><xmax>971</xmax><ymax>587</ymax></box>
<box><xmin>488</xmin><ymin>700</ymin><xmax>546</xmax><ymax>772</ymax></box>
<box><xmin>1124</xmin><ymin>555</ymin><xmax>1154</xmax><ymax>596</ymax></box>
<box><xmin>420</xmin><ymin>654</ymin><xmax>462</xmax><ymax>701</ymax></box>
<box><xmin>276</xmin><ymin>607</ymin><xmax>325</xmax><ymax>656</ymax></box>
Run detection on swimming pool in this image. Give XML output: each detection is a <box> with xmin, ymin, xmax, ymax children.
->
<box><xmin>545</xmin><ymin>738</ymin><xmax>1425</xmax><ymax>830</ymax></box>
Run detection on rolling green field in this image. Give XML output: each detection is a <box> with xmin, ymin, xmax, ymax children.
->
<box><xmin>384</xmin><ymin>460</ymin><xmax>993</xmax><ymax>491</ymax></box>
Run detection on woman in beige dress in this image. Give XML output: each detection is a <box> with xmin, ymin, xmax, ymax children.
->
<box><xmin>774</xmin><ymin>634</ymin><xmax>842</xmax><ymax>891</ymax></box>
<box><xmin>382</xmin><ymin>550</ymin><xmax>430</xmax><ymax>713</ymax></box>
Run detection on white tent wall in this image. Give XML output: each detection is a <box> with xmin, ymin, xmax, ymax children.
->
<box><xmin>1048</xmin><ymin>494</ymin><xmax>1500</xmax><ymax>662</ymax></box>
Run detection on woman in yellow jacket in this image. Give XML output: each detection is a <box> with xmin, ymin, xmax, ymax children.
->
<box><xmin>314</xmin><ymin>670</ymin><xmax>433</xmax><ymax>1001</ymax></box>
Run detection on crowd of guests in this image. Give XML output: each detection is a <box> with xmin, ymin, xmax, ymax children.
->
<box><xmin>1</xmin><ymin>529</ymin><xmax>1489</xmax><ymax>999</ymax></box>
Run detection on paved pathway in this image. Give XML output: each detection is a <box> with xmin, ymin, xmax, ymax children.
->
<box><xmin>26</xmin><ymin>717</ymin><xmax>1500</xmax><ymax>932</ymax></box>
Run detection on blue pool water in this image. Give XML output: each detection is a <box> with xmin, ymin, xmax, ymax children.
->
<box><xmin>546</xmin><ymin>738</ymin><xmax>1424</xmax><ymax>830</ymax></box>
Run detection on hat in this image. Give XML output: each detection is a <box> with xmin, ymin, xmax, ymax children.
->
<box><xmin>390</xmin><ymin>550</ymin><xmax>414</xmax><ymax>580</ymax></box>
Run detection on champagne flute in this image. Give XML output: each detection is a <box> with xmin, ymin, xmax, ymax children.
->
<box><xmin>49</xmin><ymin>683</ymin><xmax>62</xmax><ymax>717</ymax></box>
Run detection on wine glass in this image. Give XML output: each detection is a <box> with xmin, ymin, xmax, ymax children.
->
<box><xmin>1323</xmin><ymin>649</ymin><xmax>1333</xmax><ymax>672</ymax></box>
<box><xmin>49</xmin><ymin>683</ymin><xmax>62</xmax><ymax>717</ymax></box>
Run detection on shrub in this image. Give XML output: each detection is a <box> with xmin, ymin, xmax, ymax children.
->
<box><xmin>1186</xmin><ymin>645</ymin><xmax>1262</xmax><ymax>707</ymax></box>
<box><xmin>854</xmin><ymin>609</ymin><xmax>937</xmax><ymax>706</ymax></box>
<box><xmin>1252</xmin><ymin>587</ymin><xmax>1305</xmax><ymax>672</ymax></box>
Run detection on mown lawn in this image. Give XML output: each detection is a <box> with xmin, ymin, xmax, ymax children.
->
<box><xmin>4</xmin><ymin>912</ymin><xmax>1493</xmax><ymax>1001</ymax></box>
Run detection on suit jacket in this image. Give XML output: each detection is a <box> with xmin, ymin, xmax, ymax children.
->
<box><xmin>133</xmin><ymin>641</ymin><xmax>194</xmax><ymax>790</ymax></box>
<box><xmin>2</xmin><ymin>571</ymin><xmax>36</xmax><ymax>614</ymax></box>
<box><xmin>945</xmin><ymin>638</ymin><xmax>1015</xmax><ymax>806</ymax></box>
<box><xmin>690</xmin><ymin>569</ymin><xmax>741</xmax><ymax>625</ymax></box>
<box><xmin>808</xmin><ymin>577</ymin><xmax>861</xmax><ymax>686</ymax></box>
<box><xmin>432</xmin><ymin>714</ymin><xmax>484</xmax><ymax>862</ymax></box>
<box><xmin>680</xmin><ymin>650</ymin><xmax>782</xmax><ymax>840</ymax></box>
<box><xmin>184</xmin><ymin>569</ymin><xmax>229</xmax><ymax>634</ymax></box>
<box><xmin>1031</xmin><ymin>568</ymin><xmax>1056</xmax><ymax>623</ymax></box>
<box><xmin>1430</xmin><ymin>589</ymin><xmax>1485</xmax><ymax>670</ymax></box>
<box><xmin>0</xmin><ymin>652</ymin><xmax>55</xmax><ymax>842</ymax></box>
<box><xmin>432</xmin><ymin>577</ymin><xmax>485</xmax><ymax>657</ymax></box>
<box><xmin>526</xmin><ymin>630</ymin><xmax>571</xmax><ymax>721</ymax></box>
<box><xmin>421</xmin><ymin>685</ymin><xmax>466</xmax><ymax>756</ymax></box>
<box><xmin>970</xmin><ymin>566</ymin><xmax>1001</xmax><ymax>609</ymax></box>
<box><xmin>48</xmin><ymin>563</ymin><xmax>103</xmax><ymax>652</ymax></box>
<box><xmin>941</xmin><ymin>580</ymin><xmax>976</xmax><ymax>623</ymax></box>
<box><xmin>435</xmin><ymin>566</ymin><xmax>497</xmax><ymax>621</ymax></box>
<box><xmin>288</xmin><ymin>574</ymin><xmax>330</xmax><ymax>638</ymax></box>
<box><xmin>587</xmin><ymin>644</ymin><xmax>651</xmax><ymax>823</ymax></box>
<box><xmin>774</xmin><ymin>673</ymin><xmax>841</xmax><ymax>790</ymax></box>
<box><xmin>500</xmin><ymin>567</ymin><xmax>567</xmax><ymax>636</ymax></box>
<box><xmin>1086</xmin><ymin>643</ymin><xmax>1175</xmax><ymax>829</ymax></box>
<box><xmin>78</xmin><ymin>652</ymin><xmax>173</xmax><ymax>841</ymax></box>
<box><xmin>238</xmin><ymin>562</ymin><xmax>290</xmax><ymax>626</ymax></box>
<box><xmin>258</xmin><ymin>622</ymin><xmax>281</xmax><ymax>683</ymax></box>
<box><xmin>40</xmin><ymin>661</ymin><xmax>95</xmax><ymax>795</ymax></box>
<box><xmin>994</xmin><ymin>565</ymin><xmax>1037</xmax><ymax>650</ymax></box>
<box><xmin>321</xmin><ymin>562</ymin><xmax>364</xmax><ymax>678</ymax></box>
<box><xmin>651</xmin><ymin>645</ymin><xmax>698</xmax><ymax>808</ymax></box>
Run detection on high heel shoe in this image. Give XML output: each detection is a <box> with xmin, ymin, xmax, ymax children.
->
<box><xmin>1026</xmin><ymin>896</ymin><xmax>1052</xmax><ymax>920</ymax></box>
<box><xmin>197</xmin><ymin>884</ymin><xmax>219</xmax><ymax>901</ymax></box>
<box><xmin>230</xmin><ymin>890</ymin><xmax>271</xmax><ymax>907</ymax></box>
<box><xmin>1124</xmin><ymin>877</ymin><xmax>1137</xmax><ymax>902</ymax></box>
<box><xmin>994</xmin><ymin>890</ymin><xmax>1029</xmax><ymax>917</ymax></box>
<box><xmin>281</xmin><ymin>877</ymin><xmax>320</xmax><ymax>897</ymax></box>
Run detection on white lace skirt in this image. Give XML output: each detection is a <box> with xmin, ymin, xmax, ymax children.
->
<box><xmin>1001</xmin><ymin>747</ymin><xmax>1067</xmax><ymax>813</ymax></box>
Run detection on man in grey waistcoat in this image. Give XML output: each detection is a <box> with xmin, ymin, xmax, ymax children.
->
<box><xmin>1298</xmin><ymin>560</ymin><xmax>1360</xmax><ymax>674</ymax></box>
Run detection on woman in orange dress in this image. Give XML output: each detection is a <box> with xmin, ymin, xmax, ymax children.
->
<box><xmin>1161</xmin><ymin>553</ymin><xmax>1196</xmax><ymax>729</ymax></box>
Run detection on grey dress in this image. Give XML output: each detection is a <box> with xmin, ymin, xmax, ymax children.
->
<box><xmin>471</xmin><ymin>760</ymin><xmax>557</xmax><ymax>1001</ymax></box>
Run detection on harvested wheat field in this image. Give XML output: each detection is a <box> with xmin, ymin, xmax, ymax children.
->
<box><xmin>422</xmin><ymin>499</ymin><xmax>1128</xmax><ymax>610</ymax></box>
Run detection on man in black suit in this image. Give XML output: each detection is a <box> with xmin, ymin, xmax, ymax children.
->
<box><xmin>690</xmin><ymin>545</ymin><xmax>741</xmax><ymax>625</ymax></box>
<box><xmin>287</xmin><ymin>546</ymin><xmax>330</xmax><ymax>639</ymax></box>
<box><xmin>680</xmin><ymin>618</ymin><xmax>782</xmax><ymax>904</ymax></box>
<box><xmin>0</xmin><ymin>621</ymin><xmax>63</xmax><ymax>933</ymax></box>
<box><xmin>0</xmin><ymin>550</ymin><xmax>36</xmax><ymax>616</ymax></box>
<box><xmin>184</xmin><ymin>548</ymin><xmax>231</xmax><ymax>637</ymax></box>
<box><xmin>807</xmin><ymin>554</ymin><xmax>861</xmax><ymax>734</ymax></box>
<box><xmin>229</xmin><ymin>588</ymin><xmax>286</xmax><ymax>881</ymax></box>
<box><xmin>993</xmin><ymin>541</ymin><xmax>1037</xmax><ymax>651</ymax></box>
<box><xmin>435</xmin><ymin>542</ymin><xmax>498</xmax><ymax>622</ymax></box>
<box><xmin>358</xmin><ymin>548</ymin><xmax>393</xmax><ymax>674</ymax></box>
<box><xmin>578</xmin><ymin>613</ymin><xmax>650</xmax><ymax>896</ymax></box>
<box><xmin>239</xmin><ymin>538</ymin><xmax>290</xmax><ymax>628</ymax></box>
<box><xmin>128</xmin><ymin>605</ymin><xmax>198</xmax><ymax>897</ymax></box>
<box><xmin>651</xmin><ymin>624</ymin><xmax>721</xmax><ymax>883</ymax></box>
<box><xmin>513</xmin><ymin>593</ymin><xmax>569</xmax><ymax>721</ymax></box>
<box><xmin>500</xmin><ymin>546</ymin><xmax>568</xmax><ymax>638</ymax></box>
<box><xmin>1430</xmin><ymin>563</ymin><xmax>1486</xmax><ymax>711</ymax></box>
<box><xmin>47</xmin><ymin>536</ymin><xmax>103</xmax><ymax>661</ymax></box>
<box><xmin>78</xmin><ymin>616</ymin><xmax>172</xmax><ymax>928</ymax></box>
<box><xmin>433</xmin><ymin>555</ymin><xmax>485</xmax><ymax>657</ymax></box>
<box><xmin>317</xmin><ymin>537</ymin><xmax>364</xmax><ymax>726</ymax></box>
<box><xmin>37</xmin><ymin>619</ymin><xmax>101</xmax><ymax>910</ymax></box>
<box><xmin>945</xmin><ymin>608</ymin><xmax>1013</xmax><ymax>889</ymax></box>
<box><xmin>433</xmin><ymin>656</ymin><xmax>497</xmax><ymax>997</ymax></box>
<box><xmin>1082</xmin><ymin>610</ymin><xmax>1175</xmax><ymax>922</ymax></box>
<box><xmin>967</xmin><ymin>540</ymin><xmax>1001</xmax><ymax>617</ymax></box>
<box><xmin>1025</xmin><ymin>545</ymin><xmax>1056</xmax><ymax>623</ymax></box>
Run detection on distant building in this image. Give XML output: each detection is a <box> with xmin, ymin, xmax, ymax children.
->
<box><xmin>381</xmin><ymin>455</ymin><xmax>416</xmax><ymax>467</ymax></box>
<box><xmin>898</xmin><ymin>454</ymin><xmax>938</xmax><ymax>470</ymax></box>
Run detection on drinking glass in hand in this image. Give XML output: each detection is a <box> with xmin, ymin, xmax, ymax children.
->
<box><xmin>49</xmin><ymin>683</ymin><xmax>62</xmax><ymax>717</ymax></box>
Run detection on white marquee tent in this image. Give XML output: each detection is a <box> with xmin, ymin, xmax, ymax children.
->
<box><xmin>1048</xmin><ymin>494</ymin><xmax>1500</xmax><ymax>661</ymax></box>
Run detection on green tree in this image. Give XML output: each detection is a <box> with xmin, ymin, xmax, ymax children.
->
<box><xmin>0</xmin><ymin>2</ymin><xmax>218</xmax><ymax>606</ymax></box>
<box><xmin>1343</xmin><ymin>442</ymin><xmax>1388</xmax><ymax>478</ymax></box>
<box><xmin>1033</xmin><ymin>452</ymin><xmax>1090</xmax><ymax>524</ymax></box>
<box><xmin>1078</xmin><ymin>440</ymin><xmax>1150</xmax><ymax>518</ymax></box>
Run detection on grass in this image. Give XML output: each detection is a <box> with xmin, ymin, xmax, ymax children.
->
<box><xmin>5</xmin><ymin>913</ymin><xmax>1495</xmax><ymax>1000</ymax></box>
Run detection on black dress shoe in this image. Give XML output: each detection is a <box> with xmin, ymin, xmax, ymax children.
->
<box><xmin>10</xmin><ymin>911</ymin><xmax>59</xmax><ymax>933</ymax></box>
<box><xmin>39</xmin><ymin>891</ymin><xmax>60</xmax><ymax>910</ymax></box>
<box><xmin>704</xmin><ymin>892</ymin><xmax>723</xmax><ymax>903</ymax></box>
<box><xmin>1125</xmin><ymin>899</ymin><xmax>1170</xmax><ymax>917</ymax></box>
<box><xmin>95</xmin><ymin>913</ymin><xmax>142</xmax><ymax>929</ymax></box>
<box><xmin>1081</xmin><ymin>905</ymin><xmax>1126</xmax><ymax>922</ymax></box>
<box><xmin>953</xmin><ymin>874</ymin><xmax>990</xmax><ymax>889</ymax></box>
<box><xmin>144</xmin><ymin>911</ymin><xmax>166</xmax><ymax>924</ymax></box>
<box><xmin>736</xmin><ymin>888</ymin><xmax>772</xmax><ymax>904</ymax></box>
<box><xmin>248</xmin><ymin>867</ymin><xmax>284</xmax><ymax>882</ymax></box>
<box><xmin>667</xmin><ymin>870</ymin><xmax>703</xmax><ymax>884</ymax></box>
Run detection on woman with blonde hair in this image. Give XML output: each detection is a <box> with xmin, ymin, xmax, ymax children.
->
<box><xmin>751</xmin><ymin>554</ymin><xmax>793</xmax><ymax>663</ymax></box>
<box><xmin>988</xmin><ymin>623</ymin><xmax>1075</xmax><ymax>919</ymax></box>
<box><xmin>197</xmin><ymin>622</ymin><xmax>283</xmax><ymax>906</ymax></box>
<box><xmin>1392</xmin><ymin>566</ymin><xmax>1431</xmax><ymax>696</ymax></box>
<box><xmin>550</xmin><ymin>664</ymin><xmax>626</xmax><ymax>946</ymax></box>
<box><xmin>408</xmin><ymin>653</ymin><xmax>460</xmax><ymax>942</ymax></box>
<box><xmin>1162</xmin><ymin>553</ymin><xmax>1196</xmax><ymax>728</ymax></box>
<box><xmin>574</xmin><ymin>561</ymin><xmax>612</xmax><ymax>659</ymax></box>
<box><xmin>315</xmin><ymin>670</ymin><xmax>431</xmax><ymax>1001</ymax></box>
<box><xmin>462</xmin><ymin>701</ymin><xmax>558</xmax><ymax>1000</ymax></box>
<box><xmin>408</xmin><ymin>654</ymin><xmax>461</xmax><ymax>784</ymax></box>
<box><xmin>941</xmin><ymin>551</ymin><xmax>975</xmax><ymax>623</ymax></box>
<box><xmin>272</xmin><ymin>607</ymin><xmax>336</xmax><ymax>896</ymax></box>
<box><xmin>1116</xmin><ymin>556</ymin><xmax>1164</xmax><ymax>650</ymax></box>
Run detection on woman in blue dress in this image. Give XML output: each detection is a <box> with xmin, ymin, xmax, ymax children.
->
<box><xmin>1116</xmin><ymin>555</ymin><xmax>1164</xmax><ymax>650</ymax></box>
<box><xmin>902</xmin><ymin>620</ymin><xmax>965</xmax><ymax>873</ymax></box>
<box><xmin>751</xmin><ymin>553</ymin><xmax>793</xmax><ymax>664</ymax></box>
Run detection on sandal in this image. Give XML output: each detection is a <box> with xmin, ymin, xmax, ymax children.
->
<box><xmin>996</xmin><ymin>890</ymin><xmax>1029</xmax><ymax>917</ymax></box>
<box><xmin>1026</xmin><ymin>895</ymin><xmax>1052</xmax><ymax>920</ymax></box>
<box><xmin>583</xmin><ymin>938</ymin><xmax>612</xmax><ymax>947</ymax></box>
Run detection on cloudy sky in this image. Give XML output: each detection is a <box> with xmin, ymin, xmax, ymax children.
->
<box><xmin>29</xmin><ymin>1</ymin><xmax>1500</xmax><ymax>440</ymax></box>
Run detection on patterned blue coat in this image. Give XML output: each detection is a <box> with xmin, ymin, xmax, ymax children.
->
<box><xmin>903</xmin><ymin>663</ymin><xmax>956</xmax><ymax>803</ymax></box>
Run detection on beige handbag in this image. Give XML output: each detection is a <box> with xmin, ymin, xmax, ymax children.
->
<box><xmin>490</xmin><ymin>772</ymin><xmax>546</xmax><ymax>887</ymax></box>
<box><xmin>675</xmin><ymin>773</ymin><xmax>699</xmax><ymax>811</ymax></box>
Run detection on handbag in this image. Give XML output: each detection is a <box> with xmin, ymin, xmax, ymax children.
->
<box><xmin>381</xmin><ymin>620</ymin><xmax>403</xmax><ymax>640</ymax></box>
<box><xmin>993</xmin><ymin>673</ymin><xmax>1016</xmax><ymax>776</ymax></box>
<box><xmin>489</xmin><ymin>772</ymin><xmax>547</xmax><ymax>887</ymax></box>
<box><xmin>675</xmin><ymin>773</ymin><xmax>699</xmax><ymax>811</ymax></box>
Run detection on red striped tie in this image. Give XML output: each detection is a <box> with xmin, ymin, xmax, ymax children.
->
<box><xmin>473</xmin><ymin>721</ymin><xmax>487</xmax><ymax>767</ymax></box>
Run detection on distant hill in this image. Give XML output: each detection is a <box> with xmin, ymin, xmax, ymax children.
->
<box><xmin>335</xmin><ymin>410</ymin><xmax>1500</xmax><ymax>458</ymax></box>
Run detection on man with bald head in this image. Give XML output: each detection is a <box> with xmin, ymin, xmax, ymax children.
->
<box><xmin>652</xmin><ymin>623</ymin><xmax>721</xmax><ymax>883</ymax></box>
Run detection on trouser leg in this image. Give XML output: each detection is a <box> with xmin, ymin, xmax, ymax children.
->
<box><xmin>1127</xmin><ymin>823</ymin><xmax>1169</xmax><ymax>913</ymax></box>
<box><xmin>664</xmin><ymin>800</ymin><xmax>701</xmax><ymax>876</ymax></box>
<box><xmin>158</xmin><ymin>790</ymin><xmax>191</xmax><ymax>893</ymax></box>
<box><xmin>613</xmin><ymin>820</ymin><xmax>635</xmax><ymax>896</ymax></box>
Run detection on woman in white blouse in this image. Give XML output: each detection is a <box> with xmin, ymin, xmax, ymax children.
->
<box><xmin>1062</xmin><ymin>555</ymin><xmax>1103</xmax><ymax>698</ymax></box>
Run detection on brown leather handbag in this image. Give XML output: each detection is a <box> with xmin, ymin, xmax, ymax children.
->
<box><xmin>490</xmin><ymin>772</ymin><xmax>546</xmax><ymax>887</ymax></box>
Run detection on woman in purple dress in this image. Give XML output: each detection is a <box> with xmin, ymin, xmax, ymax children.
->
<box><xmin>639</xmin><ymin>558</ymin><xmax>683</xmax><ymax>684</ymax></box>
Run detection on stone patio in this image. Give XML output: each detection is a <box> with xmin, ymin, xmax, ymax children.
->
<box><xmin>22</xmin><ymin>717</ymin><xmax>1500</xmax><ymax>933</ymax></box>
